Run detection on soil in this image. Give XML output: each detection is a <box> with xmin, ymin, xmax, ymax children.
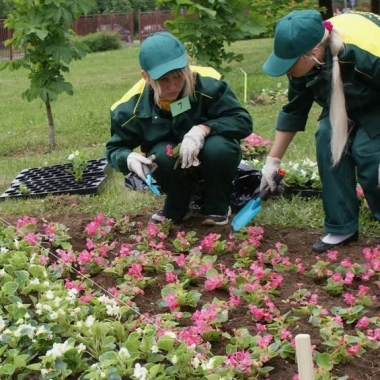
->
<box><xmin>3</xmin><ymin>211</ymin><xmax>380</xmax><ymax>380</ymax></box>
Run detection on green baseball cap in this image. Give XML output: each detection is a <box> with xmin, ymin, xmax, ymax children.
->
<box><xmin>263</xmin><ymin>10</ymin><xmax>325</xmax><ymax>77</ymax></box>
<box><xmin>139</xmin><ymin>32</ymin><xmax>188</xmax><ymax>80</ymax></box>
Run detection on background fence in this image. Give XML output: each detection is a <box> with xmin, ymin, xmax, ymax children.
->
<box><xmin>0</xmin><ymin>10</ymin><xmax>173</xmax><ymax>61</ymax></box>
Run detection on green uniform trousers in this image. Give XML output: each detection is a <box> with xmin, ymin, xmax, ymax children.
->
<box><xmin>147</xmin><ymin>135</ymin><xmax>241</xmax><ymax>221</ymax></box>
<box><xmin>316</xmin><ymin>115</ymin><xmax>380</xmax><ymax>234</ymax></box>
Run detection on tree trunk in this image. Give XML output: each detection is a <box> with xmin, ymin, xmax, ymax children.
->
<box><xmin>45</xmin><ymin>99</ymin><xmax>56</xmax><ymax>151</ymax></box>
<box><xmin>319</xmin><ymin>0</ymin><xmax>333</xmax><ymax>19</ymax></box>
<box><xmin>371</xmin><ymin>0</ymin><xmax>380</xmax><ymax>14</ymax></box>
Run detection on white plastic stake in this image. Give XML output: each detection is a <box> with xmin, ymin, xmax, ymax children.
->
<box><xmin>295</xmin><ymin>334</ymin><xmax>315</xmax><ymax>380</ymax></box>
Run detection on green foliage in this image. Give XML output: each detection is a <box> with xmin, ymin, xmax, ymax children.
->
<box><xmin>250</xmin><ymin>0</ymin><xmax>322</xmax><ymax>38</ymax></box>
<box><xmin>0</xmin><ymin>0</ymin><xmax>96</xmax><ymax>151</ymax></box>
<box><xmin>158</xmin><ymin>0</ymin><xmax>267</xmax><ymax>71</ymax></box>
<box><xmin>2</xmin><ymin>0</ymin><xmax>95</xmax><ymax>103</ymax></box>
<box><xmin>96</xmin><ymin>0</ymin><xmax>132</xmax><ymax>13</ymax></box>
<box><xmin>75</xmin><ymin>31</ymin><xmax>123</xmax><ymax>53</ymax></box>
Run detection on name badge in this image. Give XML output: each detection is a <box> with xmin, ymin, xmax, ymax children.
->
<box><xmin>170</xmin><ymin>96</ymin><xmax>191</xmax><ymax>116</ymax></box>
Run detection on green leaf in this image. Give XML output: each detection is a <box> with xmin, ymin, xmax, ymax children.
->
<box><xmin>2</xmin><ymin>281</ymin><xmax>18</xmax><ymax>295</ymax></box>
<box><xmin>157</xmin><ymin>336</ymin><xmax>174</xmax><ymax>351</ymax></box>
<box><xmin>1</xmin><ymin>363</ymin><xmax>15</xmax><ymax>375</ymax></box>
<box><xmin>15</xmin><ymin>270</ymin><xmax>30</xmax><ymax>282</ymax></box>
<box><xmin>316</xmin><ymin>352</ymin><xmax>333</xmax><ymax>370</ymax></box>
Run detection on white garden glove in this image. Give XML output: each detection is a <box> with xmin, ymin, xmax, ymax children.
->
<box><xmin>260</xmin><ymin>156</ymin><xmax>285</xmax><ymax>193</ymax></box>
<box><xmin>179</xmin><ymin>126</ymin><xmax>207</xmax><ymax>169</ymax></box>
<box><xmin>127</xmin><ymin>152</ymin><xmax>155</xmax><ymax>181</ymax></box>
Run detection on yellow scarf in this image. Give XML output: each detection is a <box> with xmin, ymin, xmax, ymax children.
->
<box><xmin>159</xmin><ymin>99</ymin><xmax>173</xmax><ymax>112</ymax></box>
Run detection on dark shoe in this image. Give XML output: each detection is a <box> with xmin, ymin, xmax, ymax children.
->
<box><xmin>312</xmin><ymin>231</ymin><xmax>359</xmax><ymax>254</ymax></box>
<box><xmin>202</xmin><ymin>207</ymin><xmax>231</xmax><ymax>226</ymax></box>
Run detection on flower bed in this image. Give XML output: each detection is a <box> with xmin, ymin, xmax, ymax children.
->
<box><xmin>0</xmin><ymin>214</ymin><xmax>379</xmax><ymax>379</ymax></box>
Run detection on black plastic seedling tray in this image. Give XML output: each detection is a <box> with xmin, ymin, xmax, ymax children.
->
<box><xmin>1</xmin><ymin>158</ymin><xmax>113</xmax><ymax>200</ymax></box>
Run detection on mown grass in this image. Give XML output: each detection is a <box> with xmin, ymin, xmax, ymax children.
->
<box><xmin>0</xmin><ymin>38</ymin><xmax>377</xmax><ymax>237</ymax></box>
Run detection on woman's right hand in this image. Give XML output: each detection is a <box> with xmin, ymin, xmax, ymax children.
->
<box><xmin>260</xmin><ymin>156</ymin><xmax>285</xmax><ymax>193</ymax></box>
<box><xmin>127</xmin><ymin>152</ymin><xmax>155</xmax><ymax>180</ymax></box>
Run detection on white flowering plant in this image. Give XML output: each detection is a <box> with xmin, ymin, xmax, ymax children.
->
<box><xmin>66</xmin><ymin>150</ymin><xmax>88</xmax><ymax>182</ymax></box>
<box><xmin>283</xmin><ymin>158</ymin><xmax>322</xmax><ymax>190</ymax></box>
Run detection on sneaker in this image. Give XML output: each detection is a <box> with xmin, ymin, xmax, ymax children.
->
<box><xmin>202</xmin><ymin>207</ymin><xmax>232</xmax><ymax>226</ymax></box>
<box><xmin>149</xmin><ymin>210</ymin><xmax>167</xmax><ymax>224</ymax></box>
<box><xmin>149</xmin><ymin>209</ymin><xmax>193</xmax><ymax>224</ymax></box>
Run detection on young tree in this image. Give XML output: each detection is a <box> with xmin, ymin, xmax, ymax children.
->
<box><xmin>1</xmin><ymin>0</ymin><xmax>95</xmax><ymax>151</ymax></box>
<box><xmin>157</xmin><ymin>0</ymin><xmax>267</xmax><ymax>71</ymax></box>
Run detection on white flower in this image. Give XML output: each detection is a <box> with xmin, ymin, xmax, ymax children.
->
<box><xmin>202</xmin><ymin>357</ymin><xmax>216</xmax><ymax>370</ymax></box>
<box><xmin>151</xmin><ymin>344</ymin><xmax>159</xmax><ymax>353</ymax></box>
<box><xmin>77</xmin><ymin>343</ymin><xmax>86</xmax><ymax>353</ymax></box>
<box><xmin>43</xmin><ymin>304</ymin><xmax>52</xmax><ymax>312</ymax></box>
<box><xmin>163</xmin><ymin>331</ymin><xmax>176</xmax><ymax>339</ymax></box>
<box><xmin>118</xmin><ymin>347</ymin><xmax>131</xmax><ymax>360</ymax></box>
<box><xmin>106</xmin><ymin>303</ymin><xmax>120</xmax><ymax>316</ymax></box>
<box><xmin>133</xmin><ymin>363</ymin><xmax>148</xmax><ymax>380</ymax></box>
<box><xmin>0</xmin><ymin>248</ymin><xmax>8</xmax><ymax>254</ymax></box>
<box><xmin>45</xmin><ymin>290</ymin><xmax>54</xmax><ymax>300</ymax></box>
<box><xmin>31</xmin><ymin>278</ymin><xmax>40</xmax><ymax>284</ymax></box>
<box><xmin>54</xmin><ymin>297</ymin><xmax>62</xmax><ymax>307</ymax></box>
<box><xmin>46</xmin><ymin>340</ymin><xmax>71</xmax><ymax>359</ymax></box>
<box><xmin>50</xmin><ymin>312</ymin><xmax>58</xmax><ymax>320</ymax></box>
<box><xmin>191</xmin><ymin>357</ymin><xmax>200</xmax><ymax>369</ymax></box>
<box><xmin>85</xmin><ymin>315</ymin><xmax>95</xmax><ymax>328</ymax></box>
<box><xmin>171</xmin><ymin>355</ymin><xmax>178</xmax><ymax>364</ymax></box>
<box><xmin>18</xmin><ymin>324</ymin><xmax>36</xmax><ymax>339</ymax></box>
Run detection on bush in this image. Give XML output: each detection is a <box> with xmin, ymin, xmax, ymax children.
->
<box><xmin>75</xmin><ymin>31</ymin><xmax>122</xmax><ymax>53</ymax></box>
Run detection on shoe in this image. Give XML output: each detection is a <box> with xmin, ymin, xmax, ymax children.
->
<box><xmin>312</xmin><ymin>231</ymin><xmax>359</xmax><ymax>254</ymax></box>
<box><xmin>202</xmin><ymin>207</ymin><xmax>232</xmax><ymax>226</ymax></box>
<box><xmin>149</xmin><ymin>209</ymin><xmax>193</xmax><ymax>224</ymax></box>
<box><xmin>149</xmin><ymin>210</ymin><xmax>167</xmax><ymax>224</ymax></box>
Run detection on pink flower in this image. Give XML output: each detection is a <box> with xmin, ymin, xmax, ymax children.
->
<box><xmin>16</xmin><ymin>216</ymin><xmax>37</xmax><ymax>229</ymax></box>
<box><xmin>24</xmin><ymin>232</ymin><xmax>39</xmax><ymax>245</ymax></box>
<box><xmin>356</xmin><ymin>316</ymin><xmax>370</xmax><ymax>328</ymax></box>
<box><xmin>38</xmin><ymin>255</ymin><xmax>49</xmax><ymax>265</ymax></box>
<box><xmin>166</xmin><ymin>144</ymin><xmax>174</xmax><ymax>157</ymax></box>
<box><xmin>165</xmin><ymin>271</ymin><xmax>178</xmax><ymax>283</ymax></box>
<box><xmin>343</xmin><ymin>292</ymin><xmax>356</xmax><ymax>305</ymax></box>
<box><xmin>204</xmin><ymin>274</ymin><xmax>224</xmax><ymax>291</ymax></box>
<box><xmin>77</xmin><ymin>249</ymin><xmax>92</xmax><ymax>264</ymax></box>
<box><xmin>346</xmin><ymin>344</ymin><xmax>361</xmax><ymax>355</ymax></box>
<box><xmin>127</xmin><ymin>263</ymin><xmax>143</xmax><ymax>280</ymax></box>
<box><xmin>163</xmin><ymin>293</ymin><xmax>180</xmax><ymax>311</ymax></box>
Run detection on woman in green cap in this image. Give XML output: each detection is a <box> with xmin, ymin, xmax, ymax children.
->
<box><xmin>261</xmin><ymin>9</ymin><xmax>380</xmax><ymax>253</ymax></box>
<box><xmin>105</xmin><ymin>32</ymin><xmax>252</xmax><ymax>226</ymax></box>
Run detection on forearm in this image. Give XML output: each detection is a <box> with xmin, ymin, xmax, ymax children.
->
<box><xmin>268</xmin><ymin>131</ymin><xmax>297</xmax><ymax>159</ymax></box>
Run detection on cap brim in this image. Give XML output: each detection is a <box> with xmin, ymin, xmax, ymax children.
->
<box><xmin>148</xmin><ymin>53</ymin><xmax>188</xmax><ymax>80</ymax></box>
<box><xmin>262</xmin><ymin>51</ymin><xmax>298</xmax><ymax>77</ymax></box>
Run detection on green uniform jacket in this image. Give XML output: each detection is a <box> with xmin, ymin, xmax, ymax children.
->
<box><xmin>276</xmin><ymin>12</ymin><xmax>380</xmax><ymax>138</ymax></box>
<box><xmin>106</xmin><ymin>66</ymin><xmax>253</xmax><ymax>174</ymax></box>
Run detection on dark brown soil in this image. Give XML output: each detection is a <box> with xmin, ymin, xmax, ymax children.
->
<box><xmin>3</xmin><ymin>211</ymin><xmax>380</xmax><ymax>380</ymax></box>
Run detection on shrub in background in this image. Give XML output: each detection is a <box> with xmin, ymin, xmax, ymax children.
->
<box><xmin>75</xmin><ymin>31</ymin><xmax>122</xmax><ymax>53</ymax></box>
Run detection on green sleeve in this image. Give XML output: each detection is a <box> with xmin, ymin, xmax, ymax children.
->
<box><xmin>276</xmin><ymin>77</ymin><xmax>315</xmax><ymax>132</ymax></box>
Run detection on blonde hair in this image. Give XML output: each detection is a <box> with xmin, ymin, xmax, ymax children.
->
<box><xmin>328</xmin><ymin>28</ymin><xmax>347</xmax><ymax>166</ymax></box>
<box><xmin>303</xmin><ymin>27</ymin><xmax>347</xmax><ymax>166</ymax></box>
<box><xmin>148</xmin><ymin>64</ymin><xmax>196</xmax><ymax>106</ymax></box>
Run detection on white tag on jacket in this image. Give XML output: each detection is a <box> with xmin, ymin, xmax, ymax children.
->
<box><xmin>170</xmin><ymin>96</ymin><xmax>191</xmax><ymax>116</ymax></box>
